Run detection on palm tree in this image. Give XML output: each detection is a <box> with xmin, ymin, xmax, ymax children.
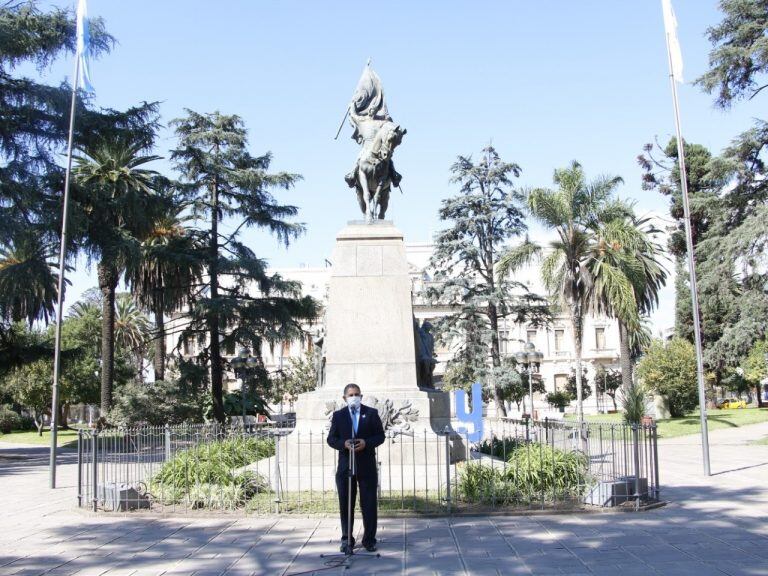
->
<box><xmin>73</xmin><ymin>137</ymin><xmax>160</xmax><ymax>413</ymax></box>
<box><xmin>501</xmin><ymin>161</ymin><xmax>628</xmax><ymax>422</ymax></box>
<box><xmin>0</xmin><ymin>234</ymin><xmax>59</xmax><ymax>326</ymax></box>
<box><xmin>114</xmin><ymin>294</ymin><xmax>151</xmax><ymax>383</ymax></box>
<box><xmin>589</xmin><ymin>214</ymin><xmax>667</xmax><ymax>390</ymax></box>
<box><xmin>126</xmin><ymin>198</ymin><xmax>203</xmax><ymax>382</ymax></box>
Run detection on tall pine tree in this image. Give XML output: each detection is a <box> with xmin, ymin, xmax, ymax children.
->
<box><xmin>170</xmin><ymin>110</ymin><xmax>317</xmax><ymax>422</ymax></box>
<box><xmin>426</xmin><ymin>146</ymin><xmax>549</xmax><ymax>417</ymax></box>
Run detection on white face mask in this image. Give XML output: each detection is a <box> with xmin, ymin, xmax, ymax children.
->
<box><xmin>346</xmin><ymin>395</ymin><xmax>362</xmax><ymax>409</ymax></box>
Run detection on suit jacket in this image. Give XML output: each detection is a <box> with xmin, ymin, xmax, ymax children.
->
<box><xmin>327</xmin><ymin>404</ymin><xmax>385</xmax><ymax>477</ymax></box>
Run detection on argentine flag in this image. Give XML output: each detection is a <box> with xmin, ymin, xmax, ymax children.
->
<box><xmin>661</xmin><ymin>0</ymin><xmax>684</xmax><ymax>83</ymax></box>
<box><xmin>76</xmin><ymin>0</ymin><xmax>94</xmax><ymax>92</ymax></box>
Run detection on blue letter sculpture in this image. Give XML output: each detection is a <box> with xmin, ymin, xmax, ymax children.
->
<box><xmin>454</xmin><ymin>382</ymin><xmax>484</xmax><ymax>442</ymax></box>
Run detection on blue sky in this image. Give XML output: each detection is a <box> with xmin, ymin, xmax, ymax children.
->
<box><xmin>31</xmin><ymin>1</ymin><xmax>764</xmax><ymax>331</ymax></box>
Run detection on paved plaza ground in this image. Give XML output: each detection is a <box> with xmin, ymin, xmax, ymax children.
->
<box><xmin>1</xmin><ymin>422</ymin><xmax>767</xmax><ymax>575</ymax></box>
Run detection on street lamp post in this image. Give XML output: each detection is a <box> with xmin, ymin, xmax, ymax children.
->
<box><xmin>231</xmin><ymin>348</ymin><xmax>259</xmax><ymax>426</ymax></box>
<box><xmin>515</xmin><ymin>342</ymin><xmax>543</xmax><ymax>420</ymax></box>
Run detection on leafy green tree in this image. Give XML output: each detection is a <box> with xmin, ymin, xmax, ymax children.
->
<box><xmin>511</xmin><ymin>161</ymin><xmax>627</xmax><ymax>421</ymax></box>
<box><xmin>0</xmin><ymin>1</ymin><xmax>113</xmax><ymax>248</ymax></box>
<box><xmin>274</xmin><ymin>350</ymin><xmax>317</xmax><ymax>407</ymax></box>
<box><xmin>566</xmin><ymin>369</ymin><xmax>592</xmax><ymax>402</ymax></box>
<box><xmin>425</xmin><ymin>146</ymin><xmax>550</xmax><ymax>417</ymax></box>
<box><xmin>595</xmin><ymin>365</ymin><xmax>622</xmax><ymax>410</ymax></box>
<box><xmin>742</xmin><ymin>339</ymin><xmax>767</xmax><ymax>407</ymax></box>
<box><xmin>170</xmin><ymin>110</ymin><xmax>318</xmax><ymax>423</ymax></box>
<box><xmin>107</xmin><ymin>379</ymin><xmax>201</xmax><ymax>426</ymax></box>
<box><xmin>3</xmin><ymin>357</ymin><xmax>54</xmax><ymax>434</ymax></box>
<box><xmin>636</xmin><ymin>338</ymin><xmax>699</xmax><ymax>417</ymax></box>
<box><xmin>695</xmin><ymin>0</ymin><xmax>768</xmax><ymax>108</ymax></box>
<box><xmin>494</xmin><ymin>357</ymin><xmax>546</xmax><ymax>413</ymax></box>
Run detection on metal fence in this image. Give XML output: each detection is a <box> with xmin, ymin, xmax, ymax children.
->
<box><xmin>76</xmin><ymin>417</ymin><xmax>659</xmax><ymax>514</ymax></box>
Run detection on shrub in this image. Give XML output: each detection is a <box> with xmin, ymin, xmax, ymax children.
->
<box><xmin>0</xmin><ymin>405</ymin><xmax>22</xmax><ymax>434</ymax></box>
<box><xmin>636</xmin><ymin>338</ymin><xmax>698</xmax><ymax>417</ymax></box>
<box><xmin>504</xmin><ymin>443</ymin><xmax>588</xmax><ymax>498</ymax></box>
<box><xmin>477</xmin><ymin>435</ymin><xmax>524</xmax><ymax>459</ymax></box>
<box><xmin>546</xmin><ymin>391</ymin><xmax>571</xmax><ymax>410</ymax></box>
<box><xmin>457</xmin><ymin>442</ymin><xmax>590</xmax><ymax>505</ymax></box>
<box><xmin>621</xmin><ymin>384</ymin><xmax>647</xmax><ymax>424</ymax></box>
<box><xmin>108</xmin><ymin>380</ymin><xmax>202</xmax><ymax>426</ymax></box>
<box><xmin>457</xmin><ymin>463</ymin><xmax>508</xmax><ymax>503</ymax></box>
<box><xmin>150</xmin><ymin>436</ymin><xmax>274</xmax><ymax>509</ymax></box>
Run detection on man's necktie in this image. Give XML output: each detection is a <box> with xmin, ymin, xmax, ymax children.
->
<box><xmin>351</xmin><ymin>407</ymin><xmax>359</xmax><ymax>436</ymax></box>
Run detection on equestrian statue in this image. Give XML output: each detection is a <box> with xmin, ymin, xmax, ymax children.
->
<box><xmin>340</xmin><ymin>62</ymin><xmax>406</xmax><ymax>223</ymax></box>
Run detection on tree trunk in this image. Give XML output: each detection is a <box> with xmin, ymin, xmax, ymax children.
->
<box><xmin>98</xmin><ymin>262</ymin><xmax>119</xmax><ymax>415</ymax></box>
<box><xmin>755</xmin><ymin>383</ymin><xmax>764</xmax><ymax>408</ymax></box>
<box><xmin>570</xmin><ymin>308</ymin><xmax>584</xmax><ymax>422</ymax></box>
<box><xmin>488</xmin><ymin>302</ymin><xmax>507</xmax><ymax>417</ymax></box>
<box><xmin>618</xmin><ymin>320</ymin><xmax>633</xmax><ymax>391</ymax></box>
<box><xmin>209</xmin><ymin>172</ymin><xmax>225</xmax><ymax>423</ymax></box>
<box><xmin>34</xmin><ymin>409</ymin><xmax>44</xmax><ymax>436</ymax></box>
<box><xmin>153</xmin><ymin>297</ymin><xmax>166</xmax><ymax>382</ymax></box>
<box><xmin>59</xmin><ymin>402</ymin><xmax>70</xmax><ymax>430</ymax></box>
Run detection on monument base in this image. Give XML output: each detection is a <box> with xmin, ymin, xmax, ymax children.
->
<box><xmin>264</xmin><ymin>221</ymin><xmax>463</xmax><ymax>490</ymax></box>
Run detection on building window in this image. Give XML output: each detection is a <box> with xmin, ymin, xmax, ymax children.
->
<box><xmin>183</xmin><ymin>340</ymin><xmax>194</xmax><ymax>356</ymax></box>
<box><xmin>595</xmin><ymin>327</ymin><xmax>606</xmax><ymax>350</ymax></box>
<box><xmin>224</xmin><ymin>339</ymin><xmax>235</xmax><ymax>356</ymax></box>
<box><xmin>554</xmin><ymin>374</ymin><xmax>568</xmax><ymax>391</ymax></box>
<box><xmin>554</xmin><ymin>329</ymin><xmax>565</xmax><ymax>352</ymax></box>
<box><xmin>526</xmin><ymin>329</ymin><xmax>537</xmax><ymax>346</ymax></box>
<box><xmin>498</xmin><ymin>330</ymin><xmax>509</xmax><ymax>354</ymax></box>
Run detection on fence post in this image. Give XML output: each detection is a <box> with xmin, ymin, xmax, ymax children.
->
<box><xmin>652</xmin><ymin>424</ymin><xmax>660</xmax><ymax>500</ymax></box>
<box><xmin>91</xmin><ymin>430</ymin><xmax>99</xmax><ymax>512</ymax></box>
<box><xmin>442</xmin><ymin>426</ymin><xmax>451</xmax><ymax>515</ymax></box>
<box><xmin>632</xmin><ymin>424</ymin><xmax>641</xmax><ymax>510</ymax></box>
<box><xmin>77</xmin><ymin>429</ymin><xmax>83</xmax><ymax>508</ymax></box>
<box><xmin>544</xmin><ymin>417</ymin><xmax>549</xmax><ymax>444</ymax></box>
<box><xmin>164</xmin><ymin>423</ymin><xmax>171</xmax><ymax>462</ymax></box>
<box><xmin>525</xmin><ymin>416</ymin><xmax>530</xmax><ymax>443</ymax></box>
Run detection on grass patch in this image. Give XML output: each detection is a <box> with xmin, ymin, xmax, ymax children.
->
<box><xmin>566</xmin><ymin>408</ymin><xmax>768</xmax><ymax>438</ymax></box>
<box><xmin>0</xmin><ymin>428</ymin><xmax>81</xmax><ymax>447</ymax></box>
<box><xmin>749</xmin><ymin>435</ymin><xmax>768</xmax><ymax>446</ymax></box>
<box><xmin>245</xmin><ymin>490</ymin><xmax>449</xmax><ymax>515</ymax></box>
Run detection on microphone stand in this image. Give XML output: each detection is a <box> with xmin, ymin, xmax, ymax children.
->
<box><xmin>319</xmin><ymin>438</ymin><xmax>380</xmax><ymax>570</ymax></box>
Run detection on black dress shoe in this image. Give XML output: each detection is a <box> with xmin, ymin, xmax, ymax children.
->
<box><xmin>339</xmin><ymin>538</ymin><xmax>355</xmax><ymax>553</ymax></box>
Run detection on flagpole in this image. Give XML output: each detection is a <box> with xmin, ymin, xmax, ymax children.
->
<box><xmin>49</xmin><ymin>56</ymin><xmax>80</xmax><ymax>489</ymax></box>
<box><xmin>664</xmin><ymin>31</ymin><xmax>711</xmax><ymax>477</ymax></box>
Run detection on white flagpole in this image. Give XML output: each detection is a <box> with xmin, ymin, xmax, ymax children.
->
<box><xmin>663</xmin><ymin>20</ymin><xmax>711</xmax><ymax>476</ymax></box>
<box><xmin>49</xmin><ymin>55</ymin><xmax>80</xmax><ymax>489</ymax></box>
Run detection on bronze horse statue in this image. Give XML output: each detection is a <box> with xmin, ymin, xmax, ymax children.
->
<box><xmin>346</xmin><ymin>119</ymin><xmax>406</xmax><ymax>223</ymax></box>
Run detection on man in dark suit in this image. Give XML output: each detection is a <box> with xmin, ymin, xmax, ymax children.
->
<box><xmin>326</xmin><ymin>383</ymin><xmax>385</xmax><ymax>553</ymax></box>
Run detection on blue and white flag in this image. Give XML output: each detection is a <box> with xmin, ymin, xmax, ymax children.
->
<box><xmin>76</xmin><ymin>0</ymin><xmax>94</xmax><ymax>92</ymax></box>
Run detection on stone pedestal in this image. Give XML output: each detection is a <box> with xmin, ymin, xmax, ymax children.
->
<box><xmin>293</xmin><ymin>221</ymin><xmax>452</xmax><ymax>436</ymax></box>
<box><xmin>266</xmin><ymin>222</ymin><xmax>462</xmax><ymax>490</ymax></box>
